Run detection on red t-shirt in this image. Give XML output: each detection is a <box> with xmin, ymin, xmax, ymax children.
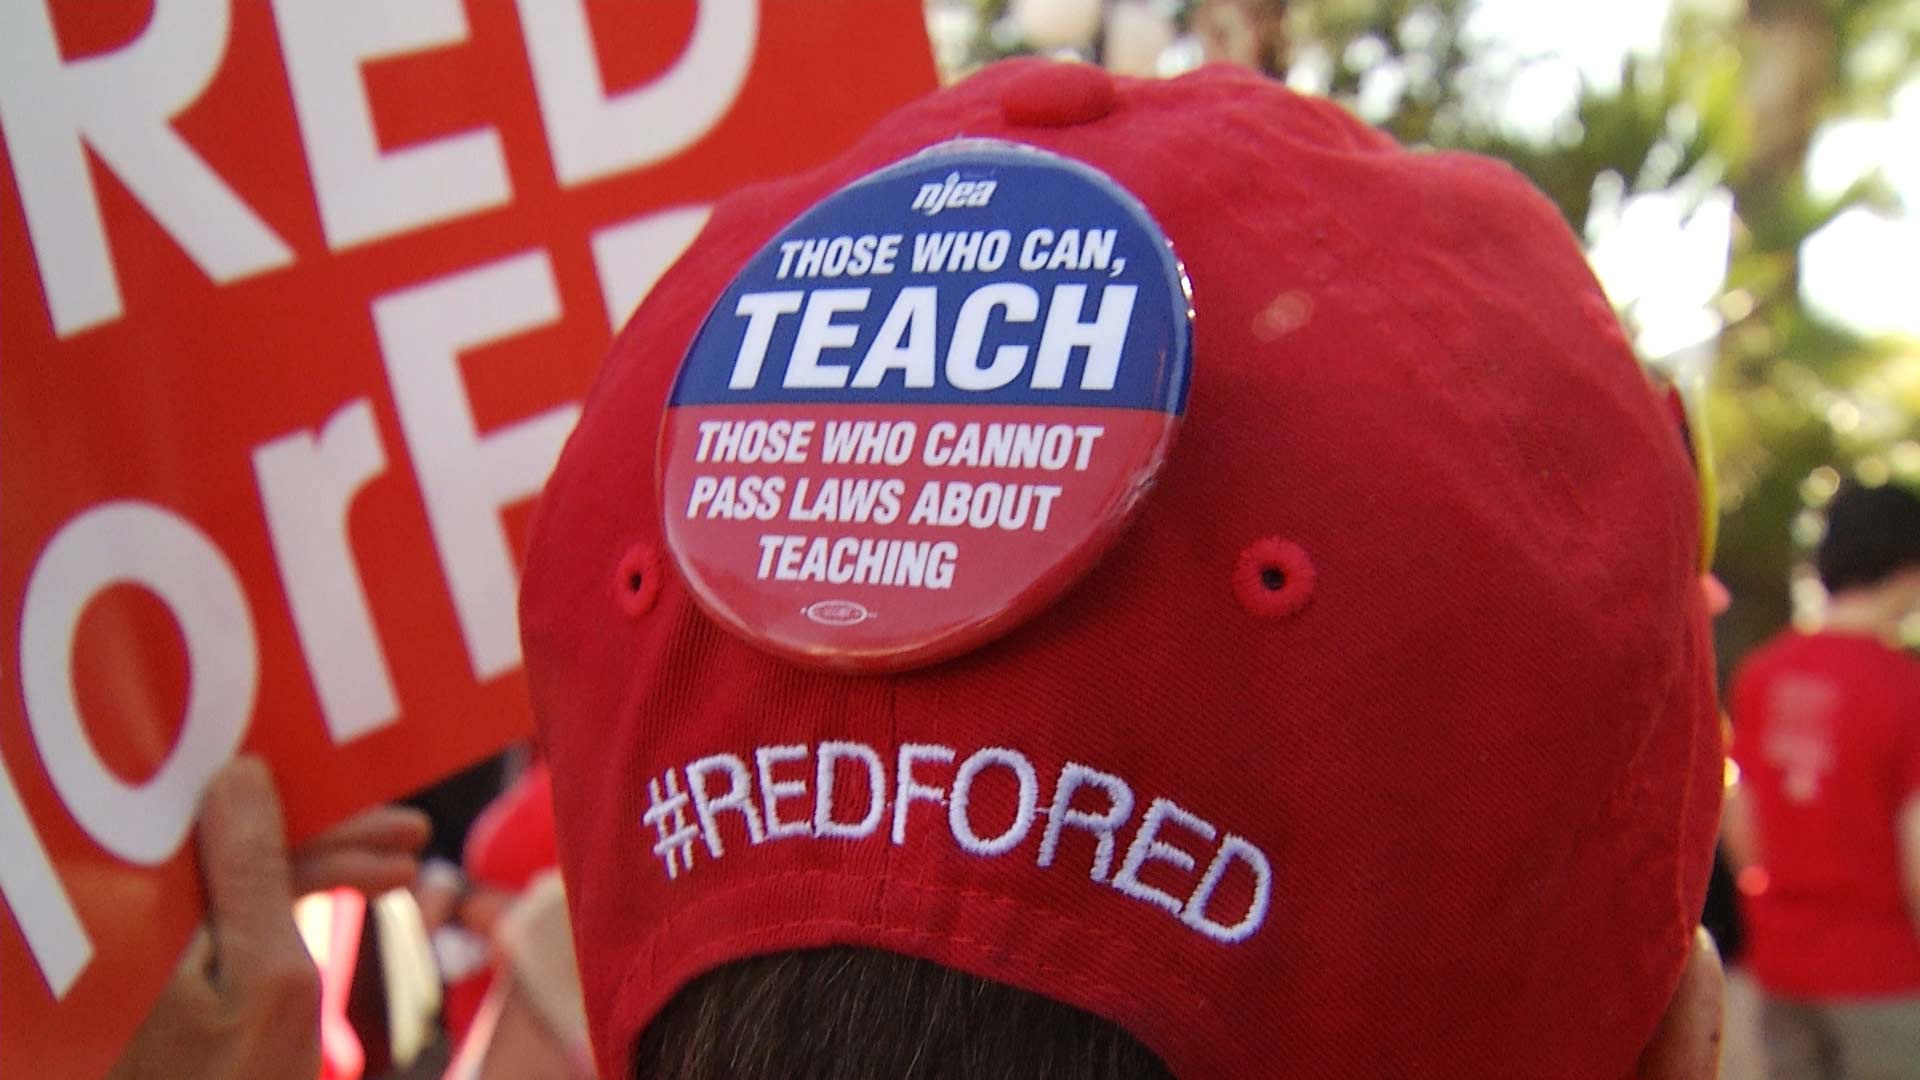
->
<box><xmin>1731</xmin><ymin>630</ymin><xmax>1920</xmax><ymax>997</ymax></box>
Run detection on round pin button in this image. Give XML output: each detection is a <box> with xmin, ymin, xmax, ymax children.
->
<box><xmin>658</xmin><ymin>139</ymin><xmax>1192</xmax><ymax>672</ymax></box>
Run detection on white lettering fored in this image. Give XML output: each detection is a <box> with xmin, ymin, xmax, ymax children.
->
<box><xmin>640</xmin><ymin>741</ymin><xmax>1273</xmax><ymax>947</ymax></box>
<box><xmin>755</xmin><ymin>744</ymin><xmax>811</xmax><ymax>841</ymax></box>
<box><xmin>685</xmin><ymin>753</ymin><xmax>765</xmax><ymax>857</ymax></box>
<box><xmin>1110</xmin><ymin>797</ymin><xmax>1214</xmax><ymax>916</ymax></box>
<box><xmin>812</xmin><ymin>741</ymin><xmax>885</xmax><ymax>839</ymax></box>
<box><xmin>947</xmin><ymin>747</ymin><xmax>1039</xmax><ymax>857</ymax></box>
<box><xmin>1036</xmin><ymin>762</ymin><xmax>1135</xmax><ymax>882</ymax></box>
<box><xmin>891</xmin><ymin>743</ymin><xmax>954</xmax><ymax>844</ymax></box>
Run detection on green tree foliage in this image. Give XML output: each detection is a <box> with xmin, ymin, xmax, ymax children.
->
<box><xmin>956</xmin><ymin>0</ymin><xmax>1920</xmax><ymax>671</ymax></box>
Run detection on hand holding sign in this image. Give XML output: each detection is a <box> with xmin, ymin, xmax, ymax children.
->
<box><xmin>291</xmin><ymin>802</ymin><xmax>432</xmax><ymax>900</ymax></box>
<box><xmin>1</xmin><ymin>4</ymin><xmax>936</xmax><ymax>1074</ymax></box>
<box><xmin>106</xmin><ymin>759</ymin><xmax>428</xmax><ymax>1079</ymax></box>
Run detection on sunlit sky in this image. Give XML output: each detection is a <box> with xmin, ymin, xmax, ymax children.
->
<box><xmin>1472</xmin><ymin>0</ymin><xmax>1920</xmax><ymax>344</ymax></box>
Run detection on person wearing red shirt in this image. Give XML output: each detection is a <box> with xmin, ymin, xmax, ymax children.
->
<box><xmin>1728</xmin><ymin>479</ymin><xmax>1920</xmax><ymax>1078</ymax></box>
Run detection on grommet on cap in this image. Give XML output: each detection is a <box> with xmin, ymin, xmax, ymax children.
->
<box><xmin>1001</xmin><ymin>61</ymin><xmax>1118</xmax><ymax>127</ymax></box>
<box><xmin>616</xmin><ymin>542</ymin><xmax>663</xmax><ymax>618</ymax></box>
<box><xmin>1232</xmin><ymin>537</ymin><xmax>1316</xmax><ymax>619</ymax></box>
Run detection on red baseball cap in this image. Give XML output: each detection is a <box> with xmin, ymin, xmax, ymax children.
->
<box><xmin>520</xmin><ymin>59</ymin><xmax>1721</xmax><ymax>1079</ymax></box>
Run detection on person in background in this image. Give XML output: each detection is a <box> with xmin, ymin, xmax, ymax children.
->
<box><xmin>441</xmin><ymin>756</ymin><xmax>596</xmax><ymax>1078</ymax></box>
<box><xmin>1725</xmin><ymin>479</ymin><xmax>1920</xmax><ymax>1078</ymax></box>
<box><xmin>412</xmin><ymin>753</ymin><xmax>543</xmax><ymax>1046</ymax></box>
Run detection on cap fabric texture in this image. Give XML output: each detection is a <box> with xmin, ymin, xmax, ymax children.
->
<box><xmin>520</xmin><ymin>59</ymin><xmax>1721</xmax><ymax>1079</ymax></box>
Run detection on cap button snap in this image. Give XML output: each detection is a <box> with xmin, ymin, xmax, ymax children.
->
<box><xmin>1000</xmin><ymin>62</ymin><xmax>1117</xmax><ymax>128</ymax></box>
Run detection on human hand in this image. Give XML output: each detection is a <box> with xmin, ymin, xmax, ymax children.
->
<box><xmin>106</xmin><ymin>758</ymin><xmax>431</xmax><ymax>1079</ymax></box>
<box><xmin>106</xmin><ymin>757</ymin><xmax>320</xmax><ymax>1079</ymax></box>
<box><xmin>413</xmin><ymin>860</ymin><xmax>512</xmax><ymax>937</ymax></box>
<box><xmin>294</xmin><ymin>801</ymin><xmax>431</xmax><ymax>898</ymax></box>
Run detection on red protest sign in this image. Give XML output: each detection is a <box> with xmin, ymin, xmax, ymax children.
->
<box><xmin>0</xmin><ymin>3</ymin><xmax>936</xmax><ymax>1076</ymax></box>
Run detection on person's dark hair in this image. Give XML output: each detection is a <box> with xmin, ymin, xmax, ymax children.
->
<box><xmin>632</xmin><ymin>947</ymin><xmax>1175</xmax><ymax>1080</ymax></box>
<box><xmin>1816</xmin><ymin>480</ymin><xmax>1920</xmax><ymax>594</ymax></box>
